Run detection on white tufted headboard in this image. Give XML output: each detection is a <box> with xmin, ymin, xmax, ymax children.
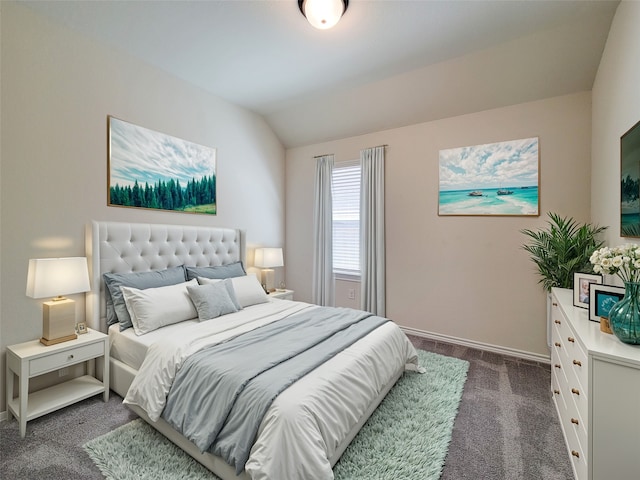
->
<box><xmin>85</xmin><ymin>220</ymin><xmax>245</xmax><ymax>332</ymax></box>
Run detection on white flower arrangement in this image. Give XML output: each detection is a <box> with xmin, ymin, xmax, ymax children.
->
<box><xmin>590</xmin><ymin>243</ymin><xmax>640</xmax><ymax>283</ymax></box>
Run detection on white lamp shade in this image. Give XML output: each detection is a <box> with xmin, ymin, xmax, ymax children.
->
<box><xmin>26</xmin><ymin>257</ymin><xmax>91</xmax><ymax>299</ymax></box>
<box><xmin>254</xmin><ymin>248</ymin><xmax>284</xmax><ymax>268</ymax></box>
<box><xmin>301</xmin><ymin>0</ymin><xmax>346</xmax><ymax>30</ymax></box>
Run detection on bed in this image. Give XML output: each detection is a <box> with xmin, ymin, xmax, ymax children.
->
<box><xmin>86</xmin><ymin>220</ymin><xmax>418</xmax><ymax>480</ymax></box>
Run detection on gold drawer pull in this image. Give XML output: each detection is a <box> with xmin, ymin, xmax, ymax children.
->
<box><xmin>555</xmin><ymin>342</ymin><xmax>561</xmax><ymax>347</ymax></box>
<box><xmin>571</xmin><ymin>418</ymin><xmax>579</xmax><ymax>425</ymax></box>
<box><xmin>554</xmin><ymin>364</ymin><xmax>561</xmax><ymax>369</ymax></box>
<box><xmin>553</xmin><ymin>389</ymin><xmax>560</xmax><ymax>395</ymax></box>
<box><xmin>573</xmin><ymin>360</ymin><xmax>582</xmax><ymax>367</ymax></box>
<box><xmin>555</xmin><ymin>320</ymin><xmax>561</xmax><ymax>325</ymax></box>
<box><xmin>571</xmin><ymin>450</ymin><xmax>580</xmax><ymax>458</ymax></box>
<box><xmin>567</xmin><ymin>337</ymin><xmax>575</xmax><ymax>343</ymax></box>
<box><xmin>571</xmin><ymin>388</ymin><xmax>580</xmax><ymax>395</ymax></box>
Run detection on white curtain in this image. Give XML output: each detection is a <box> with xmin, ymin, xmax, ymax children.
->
<box><xmin>360</xmin><ymin>146</ymin><xmax>385</xmax><ymax>315</ymax></box>
<box><xmin>312</xmin><ymin>154</ymin><xmax>335</xmax><ymax>306</ymax></box>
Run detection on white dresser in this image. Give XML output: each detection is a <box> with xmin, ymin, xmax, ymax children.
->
<box><xmin>551</xmin><ymin>288</ymin><xmax>640</xmax><ymax>480</ymax></box>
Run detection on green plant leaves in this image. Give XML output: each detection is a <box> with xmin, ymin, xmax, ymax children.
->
<box><xmin>521</xmin><ymin>212</ymin><xmax>607</xmax><ymax>291</ymax></box>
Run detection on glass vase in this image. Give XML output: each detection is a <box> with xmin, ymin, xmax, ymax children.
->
<box><xmin>608</xmin><ymin>281</ymin><xmax>640</xmax><ymax>345</ymax></box>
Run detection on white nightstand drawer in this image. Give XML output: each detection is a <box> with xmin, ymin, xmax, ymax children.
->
<box><xmin>29</xmin><ymin>341</ymin><xmax>104</xmax><ymax>376</ymax></box>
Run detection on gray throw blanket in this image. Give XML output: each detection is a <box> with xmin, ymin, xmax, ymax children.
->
<box><xmin>162</xmin><ymin>306</ymin><xmax>389</xmax><ymax>474</ymax></box>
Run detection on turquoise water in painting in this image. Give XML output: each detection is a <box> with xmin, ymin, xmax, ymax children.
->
<box><xmin>439</xmin><ymin>186</ymin><xmax>539</xmax><ymax>215</ymax></box>
<box><xmin>622</xmin><ymin>213</ymin><xmax>640</xmax><ymax>236</ymax></box>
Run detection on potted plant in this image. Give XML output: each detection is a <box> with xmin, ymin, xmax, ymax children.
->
<box><xmin>521</xmin><ymin>212</ymin><xmax>607</xmax><ymax>291</ymax></box>
<box><xmin>521</xmin><ymin>213</ymin><xmax>607</xmax><ymax>347</ymax></box>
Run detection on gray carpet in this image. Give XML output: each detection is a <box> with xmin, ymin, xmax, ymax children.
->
<box><xmin>1</xmin><ymin>334</ymin><xmax>574</xmax><ymax>479</ymax></box>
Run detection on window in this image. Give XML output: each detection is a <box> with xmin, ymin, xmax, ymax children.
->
<box><xmin>332</xmin><ymin>161</ymin><xmax>360</xmax><ymax>277</ymax></box>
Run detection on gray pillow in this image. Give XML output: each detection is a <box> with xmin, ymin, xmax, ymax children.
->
<box><xmin>104</xmin><ymin>266</ymin><xmax>187</xmax><ymax>331</ymax></box>
<box><xmin>185</xmin><ymin>262</ymin><xmax>246</xmax><ymax>281</ymax></box>
<box><xmin>187</xmin><ymin>280</ymin><xmax>240</xmax><ymax>321</ymax></box>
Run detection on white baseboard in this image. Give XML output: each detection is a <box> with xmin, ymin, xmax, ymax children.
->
<box><xmin>0</xmin><ymin>410</ymin><xmax>7</xmax><ymax>422</ymax></box>
<box><xmin>401</xmin><ymin>326</ymin><xmax>551</xmax><ymax>364</ymax></box>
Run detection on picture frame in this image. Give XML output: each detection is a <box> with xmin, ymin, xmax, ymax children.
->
<box><xmin>620</xmin><ymin>119</ymin><xmax>640</xmax><ymax>237</ymax></box>
<box><xmin>438</xmin><ymin>137</ymin><xmax>539</xmax><ymax>216</ymax></box>
<box><xmin>573</xmin><ymin>272</ymin><xmax>603</xmax><ymax>309</ymax></box>
<box><xmin>108</xmin><ymin>116</ymin><xmax>217</xmax><ymax>215</ymax></box>
<box><xmin>76</xmin><ymin>322</ymin><xmax>88</xmax><ymax>335</ymax></box>
<box><xmin>589</xmin><ymin>284</ymin><xmax>625</xmax><ymax>322</ymax></box>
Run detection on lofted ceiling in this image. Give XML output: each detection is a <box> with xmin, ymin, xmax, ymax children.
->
<box><xmin>21</xmin><ymin>0</ymin><xmax>619</xmax><ymax>148</ymax></box>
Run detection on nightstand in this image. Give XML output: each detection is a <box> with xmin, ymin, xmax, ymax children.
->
<box><xmin>6</xmin><ymin>328</ymin><xmax>109</xmax><ymax>437</ymax></box>
<box><xmin>269</xmin><ymin>289</ymin><xmax>294</xmax><ymax>300</ymax></box>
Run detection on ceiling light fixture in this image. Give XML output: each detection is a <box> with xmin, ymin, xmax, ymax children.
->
<box><xmin>298</xmin><ymin>0</ymin><xmax>349</xmax><ymax>30</ymax></box>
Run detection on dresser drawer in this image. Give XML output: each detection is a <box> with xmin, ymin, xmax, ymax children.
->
<box><xmin>551</xmin><ymin>366</ymin><xmax>567</xmax><ymax>413</ymax></box>
<box><xmin>29</xmin><ymin>341</ymin><xmax>105</xmax><ymax>376</ymax></box>
<box><xmin>563</xmin><ymin>337</ymin><xmax>588</xmax><ymax>392</ymax></box>
<box><xmin>567</xmin><ymin>377</ymin><xmax>588</xmax><ymax>430</ymax></box>
<box><xmin>562</xmin><ymin>410</ymin><xmax>587</xmax><ymax>480</ymax></box>
<box><xmin>551</xmin><ymin>339</ymin><xmax>566</xmax><ymax>381</ymax></box>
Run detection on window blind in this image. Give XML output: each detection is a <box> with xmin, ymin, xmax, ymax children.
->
<box><xmin>332</xmin><ymin>161</ymin><xmax>360</xmax><ymax>276</ymax></box>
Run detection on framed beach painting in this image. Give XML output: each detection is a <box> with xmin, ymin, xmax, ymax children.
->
<box><xmin>621</xmin><ymin>119</ymin><xmax>640</xmax><ymax>237</ymax></box>
<box><xmin>438</xmin><ymin>137</ymin><xmax>539</xmax><ymax>216</ymax></box>
<box><xmin>108</xmin><ymin>116</ymin><xmax>217</xmax><ymax>215</ymax></box>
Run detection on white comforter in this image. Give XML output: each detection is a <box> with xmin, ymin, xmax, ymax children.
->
<box><xmin>124</xmin><ymin>300</ymin><xmax>418</xmax><ymax>480</ymax></box>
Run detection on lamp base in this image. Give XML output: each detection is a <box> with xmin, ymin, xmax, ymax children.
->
<box><xmin>40</xmin><ymin>333</ymin><xmax>78</xmax><ymax>346</ymax></box>
<box><xmin>261</xmin><ymin>269</ymin><xmax>276</xmax><ymax>293</ymax></box>
<box><xmin>41</xmin><ymin>298</ymin><xmax>78</xmax><ymax>346</ymax></box>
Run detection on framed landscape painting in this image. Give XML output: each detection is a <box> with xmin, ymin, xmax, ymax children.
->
<box><xmin>438</xmin><ymin>137</ymin><xmax>539</xmax><ymax>216</ymax></box>
<box><xmin>621</xmin><ymin>120</ymin><xmax>640</xmax><ymax>237</ymax></box>
<box><xmin>108</xmin><ymin>116</ymin><xmax>217</xmax><ymax>215</ymax></box>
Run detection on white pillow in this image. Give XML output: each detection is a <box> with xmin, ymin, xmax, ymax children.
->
<box><xmin>198</xmin><ymin>273</ymin><xmax>269</xmax><ymax>308</ymax></box>
<box><xmin>121</xmin><ymin>279</ymin><xmax>199</xmax><ymax>335</ymax></box>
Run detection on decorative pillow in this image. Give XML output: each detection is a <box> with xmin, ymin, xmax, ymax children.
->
<box><xmin>185</xmin><ymin>262</ymin><xmax>246</xmax><ymax>281</ymax></box>
<box><xmin>187</xmin><ymin>280</ymin><xmax>240</xmax><ymax>321</ymax></box>
<box><xmin>199</xmin><ymin>273</ymin><xmax>268</xmax><ymax>308</ymax></box>
<box><xmin>104</xmin><ymin>266</ymin><xmax>187</xmax><ymax>330</ymax></box>
<box><xmin>121</xmin><ymin>279</ymin><xmax>198</xmax><ymax>336</ymax></box>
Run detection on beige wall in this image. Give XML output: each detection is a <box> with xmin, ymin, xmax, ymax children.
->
<box><xmin>286</xmin><ymin>92</ymin><xmax>593</xmax><ymax>359</ymax></box>
<box><xmin>0</xmin><ymin>4</ymin><xmax>285</xmax><ymax>412</ymax></box>
<box><xmin>592</xmin><ymin>0</ymin><xmax>640</xmax><ymax>267</ymax></box>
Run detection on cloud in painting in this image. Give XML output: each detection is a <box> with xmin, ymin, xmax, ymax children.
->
<box><xmin>439</xmin><ymin>137</ymin><xmax>538</xmax><ymax>191</ymax></box>
<box><xmin>109</xmin><ymin>118</ymin><xmax>216</xmax><ymax>188</ymax></box>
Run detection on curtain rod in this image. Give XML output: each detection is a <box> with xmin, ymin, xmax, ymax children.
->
<box><xmin>313</xmin><ymin>145</ymin><xmax>388</xmax><ymax>159</ymax></box>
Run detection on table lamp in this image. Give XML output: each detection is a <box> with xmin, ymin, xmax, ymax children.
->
<box><xmin>254</xmin><ymin>247</ymin><xmax>283</xmax><ymax>293</ymax></box>
<box><xmin>26</xmin><ymin>257</ymin><xmax>91</xmax><ymax>345</ymax></box>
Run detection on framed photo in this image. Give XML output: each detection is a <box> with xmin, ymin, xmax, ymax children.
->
<box><xmin>620</xmin><ymin>119</ymin><xmax>640</xmax><ymax>237</ymax></box>
<box><xmin>76</xmin><ymin>322</ymin><xmax>88</xmax><ymax>335</ymax></box>
<box><xmin>108</xmin><ymin>116</ymin><xmax>217</xmax><ymax>215</ymax></box>
<box><xmin>589</xmin><ymin>284</ymin><xmax>625</xmax><ymax>322</ymax></box>
<box><xmin>573</xmin><ymin>273</ymin><xmax>603</xmax><ymax>309</ymax></box>
<box><xmin>438</xmin><ymin>137</ymin><xmax>539</xmax><ymax>216</ymax></box>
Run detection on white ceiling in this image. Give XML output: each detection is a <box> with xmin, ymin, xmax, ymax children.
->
<box><xmin>22</xmin><ymin>0</ymin><xmax>619</xmax><ymax>147</ymax></box>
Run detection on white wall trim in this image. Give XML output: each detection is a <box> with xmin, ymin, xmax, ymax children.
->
<box><xmin>0</xmin><ymin>410</ymin><xmax>8</xmax><ymax>422</ymax></box>
<box><xmin>401</xmin><ymin>326</ymin><xmax>551</xmax><ymax>364</ymax></box>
